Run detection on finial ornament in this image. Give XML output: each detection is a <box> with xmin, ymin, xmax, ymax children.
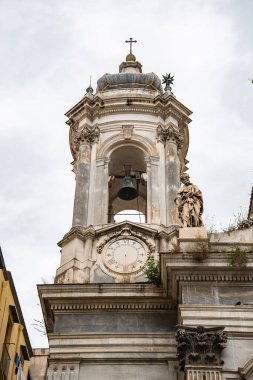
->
<box><xmin>125</xmin><ymin>37</ymin><xmax>137</xmax><ymax>61</ymax></box>
<box><xmin>125</xmin><ymin>37</ymin><xmax>137</xmax><ymax>54</ymax></box>
<box><xmin>162</xmin><ymin>73</ymin><xmax>174</xmax><ymax>91</ymax></box>
<box><xmin>86</xmin><ymin>75</ymin><xmax>93</xmax><ymax>94</ymax></box>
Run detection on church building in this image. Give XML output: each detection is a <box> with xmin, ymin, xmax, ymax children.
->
<box><xmin>32</xmin><ymin>40</ymin><xmax>253</xmax><ymax>380</ymax></box>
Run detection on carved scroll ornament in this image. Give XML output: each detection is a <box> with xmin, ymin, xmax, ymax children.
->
<box><xmin>157</xmin><ymin>124</ymin><xmax>183</xmax><ymax>149</ymax></box>
<box><xmin>76</xmin><ymin>124</ymin><xmax>100</xmax><ymax>146</ymax></box>
<box><xmin>70</xmin><ymin>123</ymin><xmax>100</xmax><ymax>160</ymax></box>
<box><xmin>176</xmin><ymin>326</ymin><xmax>227</xmax><ymax>371</ymax></box>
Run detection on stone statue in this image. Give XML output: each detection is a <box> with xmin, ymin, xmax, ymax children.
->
<box><xmin>175</xmin><ymin>174</ymin><xmax>203</xmax><ymax>227</ymax></box>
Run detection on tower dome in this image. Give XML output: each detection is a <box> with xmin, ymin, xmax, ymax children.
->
<box><xmin>96</xmin><ymin>56</ymin><xmax>163</xmax><ymax>94</ymax></box>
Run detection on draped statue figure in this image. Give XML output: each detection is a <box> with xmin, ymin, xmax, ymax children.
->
<box><xmin>175</xmin><ymin>174</ymin><xmax>204</xmax><ymax>227</ymax></box>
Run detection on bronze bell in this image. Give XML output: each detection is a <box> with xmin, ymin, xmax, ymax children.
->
<box><xmin>117</xmin><ymin>176</ymin><xmax>138</xmax><ymax>200</ymax></box>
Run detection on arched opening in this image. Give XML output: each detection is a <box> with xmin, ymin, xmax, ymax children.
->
<box><xmin>114</xmin><ymin>210</ymin><xmax>146</xmax><ymax>223</ymax></box>
<box><xmin>108</xmin><ymin>145</ymin><xmax>147</xmax><ymax>223</ymax></box>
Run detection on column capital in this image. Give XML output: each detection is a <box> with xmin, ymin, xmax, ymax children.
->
<box><xmin>77</xmin><ymin>124</ymin><xmax>100</xmax><ymax>147</ymax></box>
<box><xmin>175</xmin><ymin>325</ymin><xmax>227</xmax><ymax>371</ymax></box>
<box><xmin>156</xmin><ymin>124</ymin><xmax>183</xmax><ymax>149</ymax></box>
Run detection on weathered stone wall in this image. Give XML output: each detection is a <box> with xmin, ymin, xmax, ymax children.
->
<box><xmin>29</xmin><ymin>348</ymin><xmax>49</xmax><ymax>379</ymax></box>
<box><xmin>54</xmin><ymin>311</ymin><xmax>177</xmax><ymax>334</ymax></box>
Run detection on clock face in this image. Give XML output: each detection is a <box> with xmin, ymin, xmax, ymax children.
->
<box><xmin>103</xmin><ymin>238</ymin><xmax>147</xmax><ymax>275</ymax></box>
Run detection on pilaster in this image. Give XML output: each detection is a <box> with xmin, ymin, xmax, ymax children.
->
<box><xmin>72</xmin><ymin>125</ymin><xmax>100</xmax><ymax>227</ymax></box>
<box><xmin>157</xmin><ymin>124</ymin><xmax>183</xmax><ymax>226</ymax></box>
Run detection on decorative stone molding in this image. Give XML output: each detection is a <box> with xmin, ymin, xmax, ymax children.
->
<box><xmin>51</xmin><ymin>302</ymin><xmax>174</xmax><ymax>311</ymax></box>
<box><xmin>47</xmin><ymin>363</ymin><xmax>80</xmax><ymax>380</ymax></box>
<box><xmin>175</xmin><ymin>325</ymin><xmax>227</xmax><ymax>371</ymax></box>
<box><xmin>157</xmin><ymin>124</ymin><xmax>183</xmax><ymax>149</ymax></box>
<box><xmin>70</xmin><ymin>124</ymin><xmax>100</xmax><ymax>160</ymax></box>
<box><xmin>76</xmin><ymin>124</ymin><xmax>100</xmax><ymax>146</ymax></box>
<box><xmin>58</xmin><ymin>226</ymin><xmax>95</xmax><ymax>247</ymax></box>
<box><xmin>97</xmin><ymin>225</ymin><xmax>156</xmax><ymax>254</ymax></box>
<box><xmin>239</xmin><ymin>357</ymin><xmax>253</xmax><ymax>380</ymax></box>
<box><xmin>175</xmin><ymin>273</ymin><xmax>253</xmax><ymax>282</ymax></box>
<box><xmin>97</xmin><ymin>133</ymin><xmax>158</xmax><ymax>158</ymax></box>
<box><xmin>185</xmin><ymin>367</ymin><xmax>222</xmax><ymax>380</ymax></box>
<box><xmin>180</xmin><ymin>159</ymin><xmax>190</xmax><ymax>178</ymax></box>
<box><xmin>122</xmin><ymin>124</ymin><xmax>134</xmax><ymax>139</ymax></box>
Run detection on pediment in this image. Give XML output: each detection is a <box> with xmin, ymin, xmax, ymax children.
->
<box><xmin>95</xmin><ymin>221</ymin><xmax>158</xmax><ymax>238</ymax></box>
<box><xmin>58</xmin><ymin>222</ymin><xmax>159</xmax><ymax>248</ymax></box>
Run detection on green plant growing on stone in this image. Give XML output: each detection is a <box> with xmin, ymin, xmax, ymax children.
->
<box><xmin>203</xmin><ymin>214</ymin><xmax>218</xmax><ymax>234</ymax></box>
<box><xmin>228</xmin><ymin>247</ymin><xmax>249</xmax><ymax>268</ymax></box>
<box><xmin>222</xmin><ymin>208</ymin><xmax>247</xmax><ymax>232</ymax></box>
<box><xmin>144</xmin><ymin>252</ymin><xmax>161</xmax><ymax>286</ymax></box>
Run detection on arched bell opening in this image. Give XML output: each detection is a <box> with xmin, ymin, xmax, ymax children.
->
<box><xmin>108</xmin><ymin>146</ymin><xmax>147</xmax><ymax>223</ymax></box>
<box><xmin>114</xmin><ymin>210</ymin><xmax>146</xmax><ymax>223</ymax></box>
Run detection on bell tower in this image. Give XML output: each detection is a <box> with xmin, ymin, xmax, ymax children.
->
<box><xmin>39</xmin><ymin>42</ymin><xmax>196</xmax><ymax>379</ymax></box>
<box><xmin>54</xmin><ymin>43</ymin><xmax>192</xmax><ymax>286</ymax></box>
<box><xmin>36</xmin><ymin>41</ymin><xmax>253</xmax><ymax>380</ymax></box>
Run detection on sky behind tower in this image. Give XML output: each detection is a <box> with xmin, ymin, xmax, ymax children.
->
<box><xmin>0</xmin><ymin>0</ymin><xmax>252</xmax><ymax>347</ymax></box>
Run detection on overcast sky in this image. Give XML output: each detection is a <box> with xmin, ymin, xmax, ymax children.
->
<box><xmin>0</xmin><ymin>0</ymin><xmax>252</xmax><ymax>348</ymax></box>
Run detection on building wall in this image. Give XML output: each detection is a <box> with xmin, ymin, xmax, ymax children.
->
<box><xmin>29</xmin><ymin>348</ymin><xmax>49</xmax><ymax>380</ymax></box>
<box><xmin>0</xmin><ymin>250</ymin><xmax>32</xmax><ymax>379</ymax></box>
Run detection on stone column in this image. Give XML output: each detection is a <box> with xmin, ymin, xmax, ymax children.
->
<box><xmin>102</xmin><ymin>158</ymin><xmax>110</xmax><ymax>224</ymax></box>
<box><xmin>157</xmin><ymin>140</ymin><xmax>166</xmax><ymax>225</ymax></box>
<box><xmin>87</xmin><ymin>142</ymin><xmax>97</xmax><ymax>225</ymax></box>
<box><xmin>157</xmin><ymin>124</ymin><xmax>183</xmax><ymax>226</ymax></box>
<box><xmin>150</xmin><ymin>157</ymin><xmax>160</xmax><ymax>224</ymax></box>
<box><xmin>93</xmin><ymin>157</ymin><xmax>110</xmax><ymax>225</ymax></box>
<box><xmin>72</xmin><ymin>125</ymin><xmax>99</xmax><ymax>227</ymax></box>
<box><xmin>145</xmin><ymin>157</ymin><xmax>152</xmax><ymax>223</ymax></box>
<box><xmin>72</xmin><ymin>142</ymin><xmax>91</xmax><ymax>227</ymax></box>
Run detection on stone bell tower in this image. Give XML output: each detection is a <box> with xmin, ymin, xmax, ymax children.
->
<box><xmin>53</xmin><ymin>43</ymin><xmax>192</xmax><ymax>286</ymax></box>
<box><xmin>39</xmin><ymin>42</ymin><xmax>196</xmax><ymax>379</ymax></box>
<box><xmin>36</xmin><ymin>41</ymin><xmax>253</xmax><ymax>380</ymax></box>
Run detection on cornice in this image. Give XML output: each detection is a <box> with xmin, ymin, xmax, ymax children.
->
<box><xmin>58</xmin><ymin>222</ymin><xmax>160</xmax><ymax>247</ymax></box>
<box><xmin>38</xmin><ymin>283</ymin><xmax>166</xmax><ymax>299</ymax></box>
<box><xmin>51</xmin><ymin>302</ymin><xmax>175</xmax><ymax>312</ymax></box>
<box><xmin>58</xmin><ymin>226</ymin><xmax>96</xmax><ymax>247</ymax></box>
<box><xmin>160</xmin><ymin>252</ymin><xmax>253</xmax><ymax>303</ymax></box>
<box><xmin>95</xmin><ymin>221</ymin><xmax>159</xmax><ymax>238</ymax></box>
<box><xmin>65</xmin><ymin>93</ymin><xmax>192</xmax><ymax>125</ymax></box>
<box><xmin>157</xmin><ymin>225</ymin><xmax>179</xmax><ymax>239</ymax></box>
<box><xmin>38</xmin><ymin>282</ymin><xmax>175</xmax><ymax>333</ymax></box>
<box><xmin>48</xmin><ymin>332</ymin><xmax>176</xmax><ymax>339</ymax></box>
<box><xmin>175</xmin><ymin>273</ymin><xmax>253</xmax><ymax>282</ymax></box>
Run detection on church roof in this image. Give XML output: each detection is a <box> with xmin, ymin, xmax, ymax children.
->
<box><xmin>96</xmin><ymin>56</ymin><xmax>163</xmax><ymax>94</ymax></box>
<box><xmin>96</xmin><ymin>72</ymin><xmax>163</xmax><ymax>93</ymax></box>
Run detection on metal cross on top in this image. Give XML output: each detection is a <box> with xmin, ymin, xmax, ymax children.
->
<box><xmin>125</xmin><ymin>37</ymin><xmax>137</xmax><ymax>54</ymax></box>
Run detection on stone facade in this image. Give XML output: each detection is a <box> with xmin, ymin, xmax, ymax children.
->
<box><xmin>29</xmin><ymin>349</ymin><xmax>49</xmax><ymax>379</ymax></box>
<box><xmin>38</xmin><ymin>52</ymin><xmax>253</xmax><ymax>380</ymax></box>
